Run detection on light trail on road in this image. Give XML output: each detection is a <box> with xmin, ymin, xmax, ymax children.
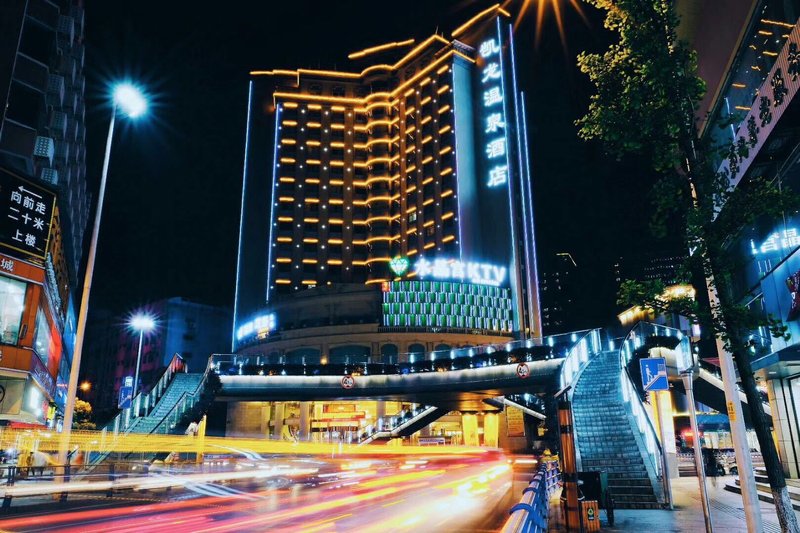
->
<box><xmin>0</xmin><ymin>454</ymin><xmax>514</xmax><ymax>532</ymax></box>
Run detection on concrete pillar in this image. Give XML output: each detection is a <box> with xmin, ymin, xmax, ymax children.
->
<box><xmin>767</xmin><ymin>379</ymin><xmax>800</xmax><ymax>478</ymax></box>
<box><xmin>484</xmin><ymin>413</ymin><xmax>499</xmax><ymax>448</ymax></box>
<box><xmin>273</xmin><ymin>402</ymin><xmax>285</xmax><ymax>440</ymax></box>
<box><xmin>462</xmin><ymin>414</ymin><xmax>479</xmax><ymax>446</ymax></box>
<box><xmin>299</xmin><ymin>402</ymin><xmax>311</xmax><ymax>441</ymax></box>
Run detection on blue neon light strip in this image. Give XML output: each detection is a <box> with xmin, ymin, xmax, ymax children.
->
<box><xmin>520</xmin><ymin>91</ymin><xmax>542</xmax><ymax>336</ymax></box>
<box><xmin>265</xmin><ymin>102</ymin><xmax>282</xmax><ymax>302</ymax></box>
<box><xmin>509</xmin><ymin>23</ymin><xmax>537</xmax><ymax>337</ymax></box>
<box><xmin>232</xmin><ymin>80</ymin><xmax>254</xmax><ymax>350</ymax></box>
<box><xmin>495</xmin><ymin>17</ymin><xmax>523</xmax><ymax>334</ymax></box>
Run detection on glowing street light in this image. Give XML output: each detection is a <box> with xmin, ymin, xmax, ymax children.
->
<box><xmin>129</xmin><ymin>313</ymin><xmax>156</xmax><ymax>400</ymax></box>
<box><xmin>61</xmin><ymin>82</ymin><xmax>150</xmax><ymax>462</ymax></box>
<box><xmin>113</xmin><ymin>84</ymin><xmax>147</xmax><ymax>119</ymax></box>
<box><xmin>79</xmin><ymin>381</ymin><xmax>91</xmax><ymax>393</ymax></box>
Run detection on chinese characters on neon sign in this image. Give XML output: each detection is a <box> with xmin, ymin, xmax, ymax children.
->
<box><xmin>480</xmin><ymin>37</ymin><xmax>508</xmax><ymax>188</ymax></box>
<box><xmin>415</xmin><ymin>256</ymin><xmax>507</xmax><ymax>286</ymax></box>
<box><xmin>236</xmin><ymin>313</ymin><xmax>277</xmax><ymax>341</ymax></box>
<box><xmin>750</xmin><ymin>228</ymin><xmax>800</xmax><ymax>255</ymax></box>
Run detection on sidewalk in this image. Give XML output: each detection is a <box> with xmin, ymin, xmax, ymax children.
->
<box><xmin>549</xmin><ymin>476</ymin><xmax>800</xmax><ymax>532</ymax></box>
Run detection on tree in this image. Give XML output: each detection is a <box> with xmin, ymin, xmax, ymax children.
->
<box><xmin>73</xmin><ymin>399</ymin><xmax>96</xmax><ymax>430</ymax></box>
<box><xmin>576</xmin><ymin>1</ymin><xmax>800</xmax><ymax>530</ymax></box>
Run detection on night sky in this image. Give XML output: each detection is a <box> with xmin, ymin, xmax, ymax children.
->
<box><xmin>83</xmin><ymin>1</ymin><xmax>661</xmax><ymax>329</ymax></box>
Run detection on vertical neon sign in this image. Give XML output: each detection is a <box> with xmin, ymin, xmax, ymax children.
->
<box><xmin>479</xmin><ymin>37</ymin><xmax>508</xmax><ymax>188</ymax></box>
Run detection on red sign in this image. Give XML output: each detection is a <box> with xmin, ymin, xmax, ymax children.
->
<box><xmin>341</xmin><ymin>375</ymin><xmax>355</xmax><ymax>389</ymax></box>
<box><xmin>324</xmin><ymin>404</ymin><xmax>357</xmax><ymax>413</ymax></box>
<box><xmin>516</xmin><ymin>363</ymin><xmax>530</xmax><ymax>379</ymax></box>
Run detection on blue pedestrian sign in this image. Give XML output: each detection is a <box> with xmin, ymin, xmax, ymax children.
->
<box><xmin>640</xmin><ymin>357</ymin><xmax>669</xmax><ymax>391</ymax></box>
<box><xmin>118</xmin><ymin>385</ymin><xmax>133</xmax><ymax>409</ymax></box>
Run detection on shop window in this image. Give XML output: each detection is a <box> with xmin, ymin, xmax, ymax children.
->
<box><xmin>0</xmin><ymin>276</ymin><xmax>26</xmax><ymax>345</ymax></box>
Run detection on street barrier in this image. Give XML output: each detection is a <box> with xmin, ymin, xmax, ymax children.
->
<box><xmin>501</xmin><ymin>462</ymin><xmax>560</xmax><ymax>533</ymax></box>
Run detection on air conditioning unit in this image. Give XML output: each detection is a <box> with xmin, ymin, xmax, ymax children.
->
<box><xmin>32</xmin><ymin>136</ymin><xmax>55</xmax><ymax>165</ymax></box>
<box><xmin>39</xmin><ymin>167</ymin><xmax>58</xmax><ymax>186</ymax></box>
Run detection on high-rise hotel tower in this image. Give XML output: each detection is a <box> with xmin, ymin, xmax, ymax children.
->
<box><xmin>234</xmin><ymin>5</ymin><xmax>540</xmax><ymax>362</ymax></box>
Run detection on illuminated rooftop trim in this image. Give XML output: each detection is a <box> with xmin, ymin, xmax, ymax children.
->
<box><xmin>451</xmin><ymin>3</ymin><xmax>510</xmax><ymax>37</ymax></box>
<box><xmin>348</xmin><ymin>38</ymin><xmax>417</xmax><ymax>60</ymax></box>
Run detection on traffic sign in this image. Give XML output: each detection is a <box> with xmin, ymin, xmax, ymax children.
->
<box><xmin>118</xmin><ymin>385</ymin><xmax>133</xmax><ymax>409</ymax></box>
<box><xmin>516</xmin><ymin>363</ymin><xmax>530</xmax><ymax>379</ymax></box>
<box><xmin>640</xmin><ymin>357</ymin><xmax>669</xmax><ymax>391</ymax></box>
<box><xmin>341</xmin><ymin>375</ymin><xmax>355</xmax><ymax>389</ymax></box>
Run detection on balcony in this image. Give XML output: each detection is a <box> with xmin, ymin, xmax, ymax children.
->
<box><xmin>13</xmin><ymin>54</ymin><xmax>49</xmax><ymax>94</ymax></box>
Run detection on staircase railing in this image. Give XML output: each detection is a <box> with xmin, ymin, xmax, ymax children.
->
<box><xmin>86</xmin><ymin>354</ymin><xmax>186</xmax><ymax>468</ymax></box>
<box><xmin>149</xmin><ymin>356</ymin><xmax>217</xmax><ymax>435</ymax></box>
<box><xmin>558</xmin><ymin>328</ymin><xmax>602</xmax><ymax>392</ymax></box>
<box><xmin>358</xmin><ymin>405</ymin><xmax>438</xmax><ymax>444</ymax></box>
<box><xmin>618</xmin><ymin>322</ymin><xmax>681</xmax><ymax>481</ymax></box>
<box><xmin>99</xmin><ymin>353</ymin><xmax>186</xmax><ymax>436</ymax></box>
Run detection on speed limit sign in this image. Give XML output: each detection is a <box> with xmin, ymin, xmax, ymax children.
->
<box><xmin>516</xmin><ymin>363</ymin><xmax>530</xmax><ymax>379</ymax></box>
<box><xmin>341</xmin><ymin>375</ymin><xmax>355</xmax><ymax>389</ymax></box>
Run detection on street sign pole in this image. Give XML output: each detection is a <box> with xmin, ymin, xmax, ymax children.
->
<box><xmin>682</xmin><ymin>369</ymin><xmax>713</xmax><ymax>533</ymax></box>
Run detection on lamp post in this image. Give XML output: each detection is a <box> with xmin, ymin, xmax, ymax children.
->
<box><xmin>129</xmin><ymin>313</ymin><xmax>156</xmax><ymax>403</ymax></box>
<box><xmin>59</xmin><ymin>83</ymin><xmax>148</xmax><ymax>462</ymax></box>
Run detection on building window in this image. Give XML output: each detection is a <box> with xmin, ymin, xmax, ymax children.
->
<box><xmin>0</xmin><ymin>276</ymin><xmax>26</xmax><ymax>345</ymax></box>
<box><xmin>33</xmin><ymin>308</ymin><xmax>52</xmax><ymax>366</ymax></box>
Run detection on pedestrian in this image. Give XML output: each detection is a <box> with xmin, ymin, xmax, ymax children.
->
<box><xmin>31</xmin><ymin>451</ymin><xmax>48</xmax><ymax>477</ymax></box>
<box><xmin>22</xmin><ymin>452</ymin><xmax>33</xmax><ymax>478</ymax></box>
<box><xmin>185</xmin><ymin>420</ymin><xmax>199</xmax><ymax>437</ymax></box>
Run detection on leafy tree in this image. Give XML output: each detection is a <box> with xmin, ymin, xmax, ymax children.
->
<box><xmin>73</xmin><ymin>399</ymin><xmax>96</xmax><ymax>431</ymax></box>
<box><xmin>577</xmin><ymin>1</ymin><xmax>800</xmax><ymax>530</ymax></box>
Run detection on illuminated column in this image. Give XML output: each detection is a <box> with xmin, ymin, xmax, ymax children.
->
<box><xmin>376</xmin><ymin>401</ymin><xmax>386</xmax><ymax>431</ymax></box>
<box><xmin>484</xmin><ymin>413</ymin><xmax>499</xmax><ymax>448</ymax></box>
<box><xmin>767</xmin><ymin>379</ymin><xmax>800</xmax><ymax>478</ymax></box>
<box><xmin>462</xmin><ymin>413</ymin><xmax>479</xmax><ymax>446</ymax></box>
<box><xmin>273</xmin><ymin>402</ymin><xmax>285</xmax><ymax>440</ymax></box>
<box><xmin>654</xmin><ymin>390</ymin><xmax>678</xmax><ymax>478</ymax></box>
<box><xmin>299</xmin><ymin>402</ymin><xmax>311</xmax><ymax>441</ymax></box>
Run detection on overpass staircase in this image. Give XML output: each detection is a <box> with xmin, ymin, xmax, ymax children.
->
<box><xmin>85</xmin><ymin>357</ymin><xmax>214</xmax><ymax>468</ymax></box>
<box><xmin>572</xmin><ymin>350</ymin><xmax>663</xmax><ymax>509</ymax></box>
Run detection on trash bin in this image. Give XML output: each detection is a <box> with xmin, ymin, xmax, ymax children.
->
<box><xmin>581</xmin><ymin>500</ymin><xmax>601</xmax><ymax>532</ymax></box>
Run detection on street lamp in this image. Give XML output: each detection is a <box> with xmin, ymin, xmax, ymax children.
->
<box><xmin>79</xmin><ymin>381</ymin><xmax>91</xmax><ymax>393</ymax></box>
<box><xmin>129</xmin><ymin>313</ymin><xmax>156</xmax><ymax>400</ymax></box>
<box><xmin>60</xmin><ymin>83</ymin><xmax>148</xmax><ymax>459</ymax></box>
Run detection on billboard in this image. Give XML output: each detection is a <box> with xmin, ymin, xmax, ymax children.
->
<box><xmin>0</xmin><ymin>168</ymin><xmax>56</xmax><ymax>260</ymax></box>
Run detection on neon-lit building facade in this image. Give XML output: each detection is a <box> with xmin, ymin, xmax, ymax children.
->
<box><xmin>234</xmin><ymin>5</ymin><xmax>540</xmax><ymax>359</ymax></box>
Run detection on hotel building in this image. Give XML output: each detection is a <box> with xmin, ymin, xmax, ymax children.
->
<box><xmin>234</xmin><ymin>5</ymin><xmax>541</xmax><ymax>363</ymax></box>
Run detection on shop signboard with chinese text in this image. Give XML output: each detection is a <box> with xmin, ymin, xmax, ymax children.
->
<box><xmin>0</xmin><ymin>168</ymin><xmax>55</xmax><ymax>260</ymax></box>
<box><xmin>30</xmin><ymin>351</ymin><xmax>56</xmax><ymax>399</ymax></box>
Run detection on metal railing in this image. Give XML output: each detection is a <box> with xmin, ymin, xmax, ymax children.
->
<box><xmin>358</xmin><ymin>405</ymin><xmax>437</xmax><ymax>444</ymax></box>
<box><xmin>214</xmin><ymin>329</ymin><xmax>598</xmax><ymax>379</ymax></box>
<box><xmin>618</xmin><ymin>322</ymin><xmax>679</xmax><ymax>481</ymax></box>
<box><xmin>501</xmin><ymin>462</ymin><xmax>560</xmax><ymax>533</ymax></box>
<box><xmin>558</xmin><ymin>329</ymin><xmax>602</xmax><ymax>392</ymax></box>
<box><xmin>150</xmin><ymin>358</ymin><xmax>217</xmax><ymax>436</ymax></box>
<box><xmin>99</xmin><ymin>353</ymin><xmax>187</xmax><ymax>436</ymax></box>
